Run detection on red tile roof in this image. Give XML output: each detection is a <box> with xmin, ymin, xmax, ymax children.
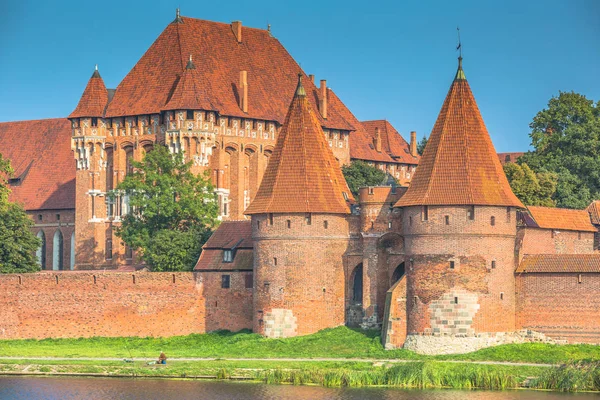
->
<box><xmin>69</xmin><ymin>69</ymin><xmax>109</xmax><ymax>118</ymax></box>
<box><xmin>525</xmin><ymin>206</ymin><xmax>596</xmax><ymax>232</ymax></box>
<box><xmin>0</xmin><ymin>119</ymin><xmax>75</xmax><ymax>210</ymax></box>
<box><xmin>245</xmin><ymin>76</ymin><xmax>351</xmax><ymax>215</ymax></box>
<box><xmin>395</xmin><ymin>59</ymin><xmax>523</xmax><ymax>208</ymax></box>
<box><xmin>194</xmin><ymin>248</ymin><xmax>253</xmax><ymax>271</ymax></box>
<box><xmin>361</xmin><ymin>120</ymin><xmax>419</xmax><ymax>165</ymax></box>
<box><xmin>202</xmin><ymin>221</ymin><xmax>253</xmax><ymax>249</ymax></box>
<box><xmin>586</xmin><ymin>200</ymin><xmax>600</xmax><ymax>225</ymax></box>
<box><xmin>517</xmin><ymin>254</ymin><xmax>600</xmax><ymax>273</ymax></box>
<box><xmin>498</xmin><ymin>152</ymin><xmax>525</xmax><ymax>165</ymax></box>
<box><xmin>104</xmin><ymin>17</ymin><xmax>353</xmax><ymax>132</ymax></box>
<box><xmin>162</xmin><ymin>56</ymin><xmax>216</xmax><ymax>112</ymax></box>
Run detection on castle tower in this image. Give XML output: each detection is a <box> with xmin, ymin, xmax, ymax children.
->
<box><xmin>69</xmin><ymin>66</ymin><xmax>110</xmax><ymax>268</ymax></box>
<box><xmin>394</xmin><ymin>57</ymin><xmax>524</xmax><ymax>351</ymax></box>
<box><xmin>245</xmin><ymin>74</ymin><xmax>353</xmax><ymax>338</ymax></box>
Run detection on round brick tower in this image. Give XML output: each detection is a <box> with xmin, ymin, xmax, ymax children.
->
<box><xmin>244</xmin><ymin>75</ymin><xmax>353</xmax><ymax>338</ymax></box>
<box><xmin>394</xmin><ymin>57</ymin><xmax>524</xmax><ymax>353</ymax></box>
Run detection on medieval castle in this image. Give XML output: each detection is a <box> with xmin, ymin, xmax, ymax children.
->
<box><xmin>1</xmin><ymin>13</ymin><xmax>600</xmax><ymax>354</ymax></box>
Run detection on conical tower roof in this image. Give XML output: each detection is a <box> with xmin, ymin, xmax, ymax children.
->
<box><xmin>245</xmin><ymin>74</ymin><xmax>352</xmax><ymax>215</ymax></box>
<box><xmin>69</xmin><ymin>66</ymin><xmax>109</xmax><ymax>118</ymax></box>
<box><xmin>395</xmin><ymin>58</ymin><xmax>523</xmax><ymax>208</ymax></box>
<box><xmin>162</xmin><ymin>55</ymin><xmax>216</xmax><ymax>111</ymax></box>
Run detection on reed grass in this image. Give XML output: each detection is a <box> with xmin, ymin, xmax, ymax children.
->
<box><xmin>255</xmin><ymin>362</ymin><xmax>524</xmax><ymax>390</ymax></box>
<box><xmin>532</xmin><ymin>361</ymin><xmax>600</xmax><ymax>392</ymax></box>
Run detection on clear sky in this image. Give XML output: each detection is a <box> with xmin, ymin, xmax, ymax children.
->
<box><xmin>0</xmin><ymin>0</ymin><xmax>598</xmax><ymax>152</ymax></box>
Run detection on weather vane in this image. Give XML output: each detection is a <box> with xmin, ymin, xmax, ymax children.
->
<box><xmin>456</xmin><ymin>27</ymin><xmax>462</xmax><ymax>58</ymax></box>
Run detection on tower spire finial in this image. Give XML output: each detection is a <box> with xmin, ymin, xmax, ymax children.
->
<box><xmin>295</xmin><ymin>73</ymin><xmax>306</xmax><ymax>97</ymax></box>
<box><xmin>186</xmin><ymin>54</ymin><xmax>195</xmax><ymax>69</ymax></box>
<box><xmin>455</xmin><ymin>27</ymin><xmax>466</xmax><ymax>81</ymax></box>
<box><xmin>174</xmin><ymin>7</ymin><xmax>183</xmax><ymax>23</ymax></box>
<box><xmin>95</xmin><ymin>64</ymin><xmax>98</xmax><ymax>71</ymax></box>
<box><xmin>91</xmin><ymin>64</ymin><xmax>101</xmax><ymax>78</ymax></box>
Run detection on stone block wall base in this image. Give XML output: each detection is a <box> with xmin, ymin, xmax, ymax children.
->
<box><xmin>403</xmin><ymin>330</ymin><xmax>558</xmax><ymax>355</ymax></box>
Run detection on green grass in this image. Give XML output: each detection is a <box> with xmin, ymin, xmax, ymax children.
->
<box><xmin>0</xmin><ymin>326</ymin><xmax>599</xmax><ymax>365</ymax></box>
<box><xmin>0</xmin><ymin>359</ymin><xmax>545</xmax><ymax>390</ymax></box>
<box><xmin>531</xmin><ymin>361</ymin><xmax>600</xmax><ymax>392</ymax></box>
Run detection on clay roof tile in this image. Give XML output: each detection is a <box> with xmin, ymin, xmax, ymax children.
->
<box><xmin>395</xmin><ymin>58</ymin><xmax>523</xmax><ymax>208</ymax></box>
<box><xmin>244</xmin><ymin>75</ymin><xmax>352</xmax><ymax>215</ymax></box>
<box><xmin>525</xmin><ymin>206</ymin><xmax>596</xmax><ymax>232</ymax></box>
<box><xmin>69</xmin><ymin>66</ymin><xmax>109</xmax><ymax>118</ymax></box>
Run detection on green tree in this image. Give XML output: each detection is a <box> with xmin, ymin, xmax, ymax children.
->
<box><xmin>0</xmin><ymin>153</ymin><xmax>41</xmax><ymax>273</ymax></box>
<box><xmin>112</xmin><ymin>145</ymin><xmax>219</xmax><ymax>271</ymax></box>
<box><xmin>503</xmin><ymin>162</ymin><xmax>557</xmax><ymax>207</ymax></box>
<box><xmin>520</xmin><ymin>91</ymin><xmax>600</xmax><ymax>209</ymax></box>
<box><xmin>417</xmin><ymin>136</ymin><xmax>428</xmax><ymax>156</ymax></box>
<box><xmin>342</xmin><ymin>160</ymin><xmax>388</xmax><ymax>196</ymax></box>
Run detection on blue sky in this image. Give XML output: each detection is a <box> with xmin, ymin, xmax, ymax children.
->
<box><xmin>0</xmin><ymin>0</ymin><xmax>598</xmax><ymax>152</ymax></box>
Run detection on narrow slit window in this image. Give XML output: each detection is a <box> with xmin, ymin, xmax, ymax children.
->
<box><xmin>506</xmin><ymin>207</ymin><xmax>511</xmax><ymax>222</ymax></box>
<box><xmin>221</xmin><ymin>275</ymin><xmax>230</xmax><ymax>289</ymax></box>
<box><xmin>273</xmin><ymin>257</ymin><xmax>278</xmax><ymax>266</ymax></box>
<box><xmin>445</xmin><ymin>215</ymin><xmax>450</xmax><ymax>225</ymax></box>
<box><xmin>268</xmin><ymin>213</ymin><xmax>274</xmax><ymax>226</ymax></box>
<box><xmin>454</xmin><ymin>297</ymin><xmax>458</xmax><ymax>304</ymax></box>
<box><xmin>305</xmin><ymin>213</ymin><xmax>312</xmax><ymax>225</ymax></box>
<box><xmin>450</xmin><ymin>261</ymin><xmax>455</xmax><ymax>269</ymax></box>
<box><xmin>286</xmin><ymin>220</ymin><xmax>291</xmax><ymax>229</ymax></box>
<box><xmin>491</xmin><ymin>260</ymin><xmax>496</xmax><ymax>269</ymax></box>
<box><xmin>578</xmin><ymin>274</ymin><xmax>582</xmax><ymax>284</ymax></box>
<box><xmin>324</xmin><ymin>220</ymin><xmax>328</xmax><ymax>229</ymax></box>
<box><xmin>467</xmin><ymin>206</ymin><xmax>475</xmax><ymax>220</ymax></box>
<box><xmin>500</xmin><ymin>292</ymin><xmax>504</xmax><ymax>300</ymax></box>
<box><xmin>422</xmin><ymin>205</ymin><xmax>429</xmax><ymax>221</ymax></box>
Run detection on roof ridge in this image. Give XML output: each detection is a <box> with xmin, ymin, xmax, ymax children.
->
<box><xmin>460</xmin><ymin>82</ymin><xmax>475</xmax><ymax>204</ymax></box>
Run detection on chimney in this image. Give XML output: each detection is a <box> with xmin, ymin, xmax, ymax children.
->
<box><xmin>410</xmin><ymin>131</ymin><xmax>417</xmax><ymax>156</ymax></box>
<box><xmin>375</xmin><ymin>127</ymin><xmax>382</xmax><ymax>153</ymax></box>
<box><xmin>319</xmin><ymin>79</ymin><xmax>328</xmax><ymax>119</ymax></box>
<box><xmin>232</xmin><ymin>21</ymin><xmax>242</xmax><ymax>43</ymax></box>
<box><xmin>240</xmin><ymin>70</ymin><xmax>248</xmax><ymax>113</ymax></box>
<box><xmin>308</xmin><ymin>74</ymin><xmax>315</xmax><ymax>84</ymax></box>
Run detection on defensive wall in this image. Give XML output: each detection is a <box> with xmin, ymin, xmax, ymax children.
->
<box><xmin>0</xmin><ymin>271</ymin><xmax>252</xmax><ymax>339</ymax></box>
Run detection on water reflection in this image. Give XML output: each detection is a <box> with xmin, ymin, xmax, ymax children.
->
<box><xmin>0</xmin><ymin>376</ymin><xmax>596</xmax><ymax>400</ymax></box>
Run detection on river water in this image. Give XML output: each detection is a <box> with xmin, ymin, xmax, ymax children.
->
<box><xmin>0</xmin><ymin>376</ymin><xmax>596</xmax><ymax>400</ymax></box>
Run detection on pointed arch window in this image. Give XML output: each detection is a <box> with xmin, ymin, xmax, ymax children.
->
<box><xmin>36</xmin><ymin>231</ymin><xmax>46</xmax><ymax>270</ymax></box>
<box><xmin>52</xmin><ymin>230</ymin><xmax>64</xmax><ymax>271</ymax></box>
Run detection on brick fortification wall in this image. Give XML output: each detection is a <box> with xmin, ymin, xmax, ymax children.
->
<box><xmin>0</xmin><ymin>271</ymin><xmax>252</xmax><ymax>339</ymax></box>
<box><xmin>518</xmin><ymin>227</ymin><xmax>594</xmax><ymax>257</ymax></box>
<box><xmin>516</xmin><ymin>273</ymin><xmax>600</xmax><ymax>343</ymax></box>
<box><xmin>252</xmin><ymin>213</ymin><xmax>350</xmax><ymax>338</ymax></box>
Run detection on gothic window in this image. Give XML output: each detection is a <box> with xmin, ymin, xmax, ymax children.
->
<box><xmin>106</xmin><ymin>147</ymin><xmax>114</xmax><ymax>191</ymax></box>
<box><xmin>351</xmin><ymin>264</ymin><xmax>363</xmax><ymax>304</ymax></box>
<box><xmin>52</xmin><ymin>230</ymin><xmax>64</xmax><ymax>271</ymax></box>
<box><xmin>70</xmin><ymin>232</ymin><xmax>75</xmax><ymax>270</ymax></box>
<box><xmin>36</xmin><ymin>231</ymin><xmax>46</xmax><ymax>270</ymax></box>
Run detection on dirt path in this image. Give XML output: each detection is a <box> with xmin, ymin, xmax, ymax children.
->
<box><xmin>0</xmin><ymin>356</ymin><xmax>555</xmax><ymax>367</ymax></box>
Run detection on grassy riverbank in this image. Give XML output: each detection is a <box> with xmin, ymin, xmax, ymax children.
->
<box><xmin>1</xmin><ymin>327</ymin><xmax>599</xmax><ymax>364</ymax></box>
<box><xmin>0</xmin><ymin>359</ymin><xmax>546</xmax><ymax>390</ymax></box>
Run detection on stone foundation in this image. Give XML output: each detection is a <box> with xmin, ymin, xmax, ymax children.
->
<box><xmin>403</xmin><ymin>330</ymin><xmax>560</xmax><ymax>355</ymax></box>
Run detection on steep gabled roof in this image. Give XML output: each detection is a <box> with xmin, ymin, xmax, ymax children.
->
<box><xmin>525</xmin><ymin>206</ymin><xmax>596</xmax><ymax>232</ymax></box>
<box><xmin>517</xmin><ymin>254</ymin><xmax>600</xmax><ymax>273</ymax></box>
<box><xmin>104</xmin><ymin>16</ymin><xmax>353</xmax><ymax>132</ymax></box>
<box><xmin>395</xmin><ymin>58</ymin><xmax>523</xmax><ymax>208</ymax></box>
<box><xmin>244</xmin><ymin>75</ymin><xmax>351</xmax><ymax>215</ymax></box>
<box><xmin>162</xmin><ymin>55</ymin><xmax>216</xmax><ymax>111</ymax></box>
<box><xmin>0</xmin><ymin>119</ymin><xmax>75</xmax><ymax>210</ymax></box>
<box><xmin>69</xmin><ymin>67</ymin><xmax>109</xmax><ymax>118</ymax></box>
<box><xmin>361</xmin><ymin>120</ymin><xmax>419</xmax><ymax>165</ymax></box>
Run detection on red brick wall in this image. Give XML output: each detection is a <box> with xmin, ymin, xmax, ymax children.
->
<box><xmin>252</xmin><ymin>213</ymin><xmax>350</xmax><ymax>337</ymax></box>
<box><xmin>403</xmin><ymin>205</ymin><xmax>517</xmax><ymax>334</ymax></box>
<box><xmin>516</xmin><ymin>273</ymin><xmax>600</xmax><ymax>343</ymax></box>
<box><xmin>0</xmin><ymin>271</ymin><xmax>252</xmax><ymax>339</ymax></box>
<box><xmin>382</xmin><ymin>275</ymin><xmax>407</xmax><ymax>348</ymax></box>
<box><xmin>518</xmin><ymin>227</ymin><xmax>594</xmax><ymax>258</ymax></box>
